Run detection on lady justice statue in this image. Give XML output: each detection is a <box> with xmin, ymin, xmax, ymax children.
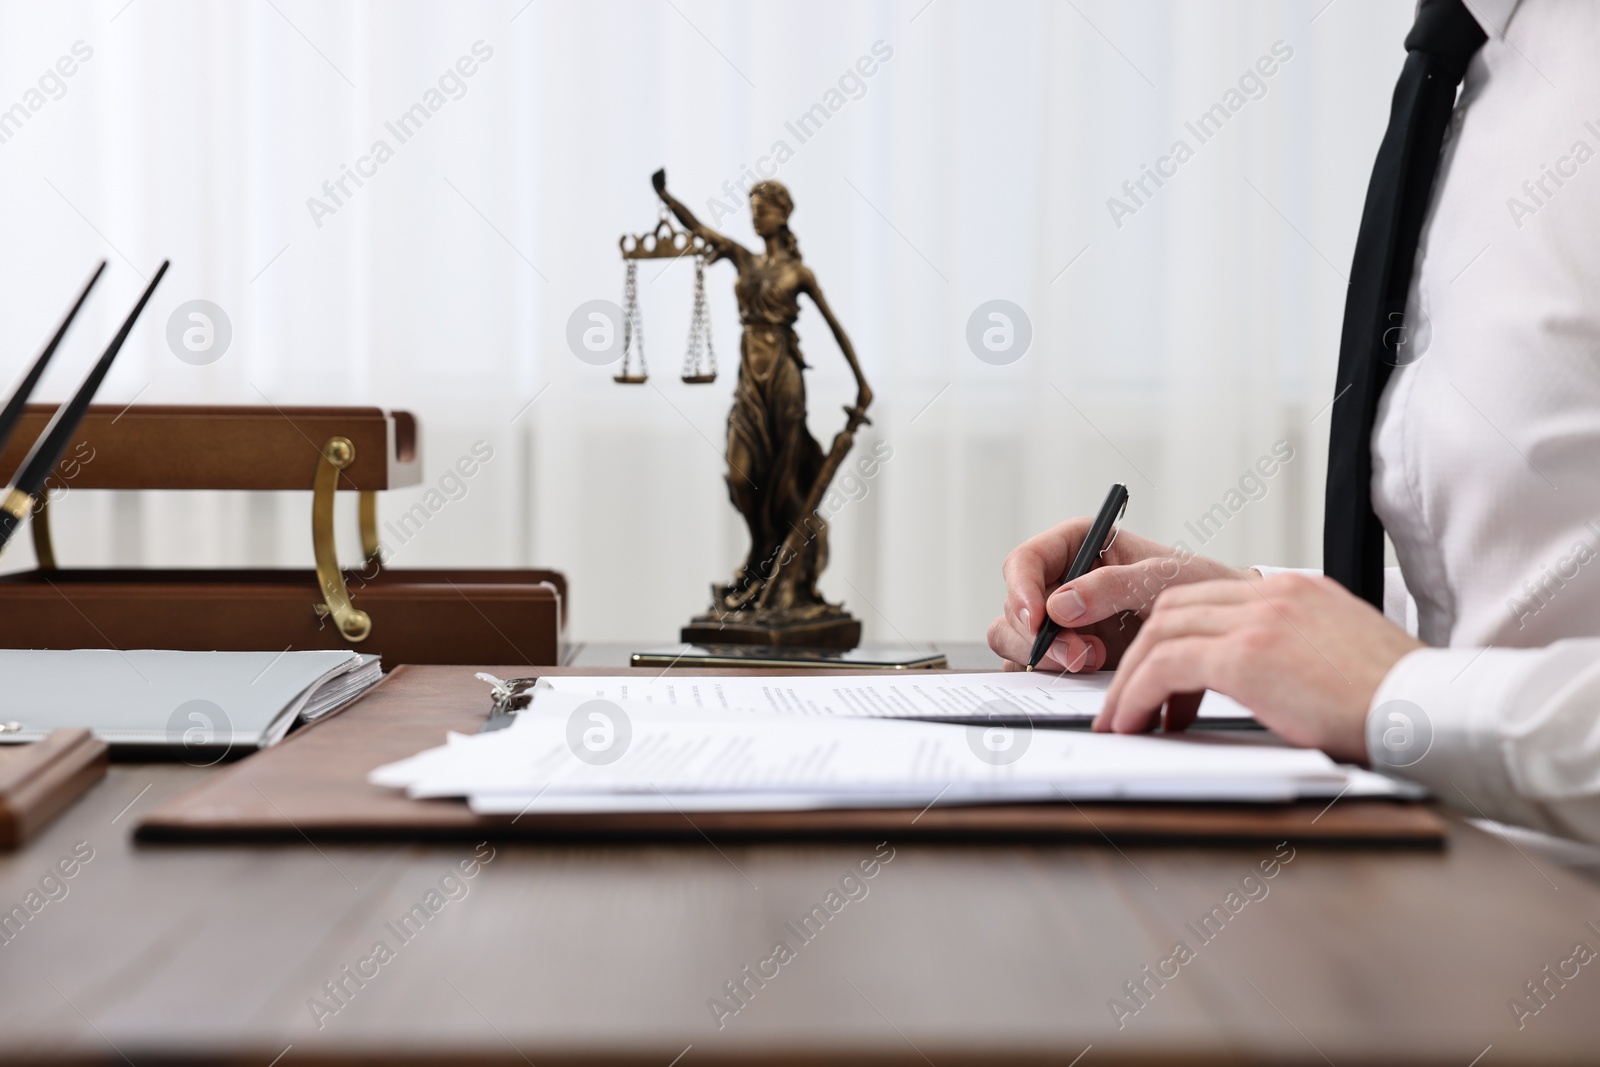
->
<box><xmin>651</xmin><ymin>168</ymin><xmax>873</xmax><ymax>648</ymax></box>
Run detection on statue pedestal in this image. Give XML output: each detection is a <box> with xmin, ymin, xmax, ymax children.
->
<box><xmin>681</xmin><ymin>607</ymin><xmax>861</xmax><ymax>650</ymax></box>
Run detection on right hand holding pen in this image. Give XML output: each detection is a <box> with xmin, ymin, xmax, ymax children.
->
<box><xmin>987</xmin><ymin>517</ymin><xmax>1254</xmax><ymax>672</ymax></box>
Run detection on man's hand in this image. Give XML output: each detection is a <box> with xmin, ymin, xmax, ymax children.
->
<box><xmin>987</xmin><ymin>518</ymin><xmax>1252</xmax><ymax>673</ymax></box>
<box><xmin>1094</xmin><ymin>572</ymin><xmax>1424</xmax><ymax>762</ymax></box>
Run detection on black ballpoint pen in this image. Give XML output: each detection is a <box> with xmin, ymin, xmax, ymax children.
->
<box><xmin>0</xmin><ymin>261</ymin><xmax>168</xmax><ymax>552</ymax></box>
<box><xmin>1025</xmin><ymin>482</ymin><xmax>1129</xmax><ymax>671</ymax></box>
<box><xmin>0</xmin><ymin>261</ymin><xmax>107</xmax><ymax>461</ymax></box>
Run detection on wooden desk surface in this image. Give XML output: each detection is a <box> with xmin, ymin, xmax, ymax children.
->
<box><xmin>3</xmin><ymin>644</ymin><xmax>1599</xmax><ymax>1065</ymax></box>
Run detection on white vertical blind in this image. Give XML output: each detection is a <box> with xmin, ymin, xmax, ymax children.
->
<box><xmin>0</xmin><ymin>0</ymin><xmax>1411</xmax><ymax>642</ymax></box>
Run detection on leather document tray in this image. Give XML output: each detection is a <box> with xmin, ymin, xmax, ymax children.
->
<box><xmin>0</xmin><ymin>404</ymin><xmax>567</xmax><ymax>666</ymax></box>
<box><xmin>0</xmin><ymin>568</ymin><xmax>565</xmax><ymax>666</ymax></box>
<box><xmin>137</xmin><ymin>666</ymin><xmax>1447</xmax><ymax>845</ymax></box>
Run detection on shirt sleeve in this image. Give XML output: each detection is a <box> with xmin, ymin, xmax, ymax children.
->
<box><xmin>1368</xmin><ymin>640</ymin><xmax>1600</xmax><ymax>844</ymax></box>
<box><xmin>1253</xmin><ymin>565</ymin><xmax>1417</xmax><ymax>635</ymax></box>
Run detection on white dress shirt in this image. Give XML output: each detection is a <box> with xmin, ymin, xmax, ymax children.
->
<box><xmin>1357</xmin><ymin>0</ymin><xmax>1600</xmax><ymax>842</ymax></box>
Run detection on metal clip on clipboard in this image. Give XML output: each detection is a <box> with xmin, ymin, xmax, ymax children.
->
<box><xmin>476</xmin><ymin>674</ymin><xmax>538</xmax><ymax>732</ymax></box>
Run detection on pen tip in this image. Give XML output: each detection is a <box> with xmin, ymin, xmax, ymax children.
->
<box><xmin>1025</xmin><ymin>665</ymin><xmax>1034</xmax><ymax>672</ymax></box>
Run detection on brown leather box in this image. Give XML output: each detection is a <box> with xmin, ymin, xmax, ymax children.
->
<box><xmin>0</xmin><ymin>567</ymin><xmax>566</xmax><ymax>666</ymax></box>
<box><xmin>0</xmin><ymin>405</ymin><xmax>567</xmax><ymax>665</ymax></box>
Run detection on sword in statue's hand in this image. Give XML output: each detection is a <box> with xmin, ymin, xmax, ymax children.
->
<box><xmin>754</xmin><ymin>400</ymin><xmax>873</xmax><ymax>612</ymax></box>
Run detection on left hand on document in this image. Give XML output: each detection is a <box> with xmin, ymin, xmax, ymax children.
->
<box><xmin>1094</xmin><ymin>572</ymin><xmax>1423</xmax><ymax>763</ymax></box>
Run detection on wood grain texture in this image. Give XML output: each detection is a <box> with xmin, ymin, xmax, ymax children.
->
<box><xmin>5</xmin><ymin>764</ymin><xmax>1600</xmax><ymax>1064</ymax></box>
<box><xmin>135</xmin><ymin>665</ymin><xmax>1445</xmax><ymax>844</ymax></box>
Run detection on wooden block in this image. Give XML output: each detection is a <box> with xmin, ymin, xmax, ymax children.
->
<box><xmin>0</xmin><ymin>729</ymin><xmax>107</xmax><ymax>848</ymax></box>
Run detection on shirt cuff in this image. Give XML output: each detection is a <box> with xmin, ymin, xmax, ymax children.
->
<box><xmin>1366</xmin><ymin>647</ymin><xmax>1545</xmax><ymax>828</ymax></box>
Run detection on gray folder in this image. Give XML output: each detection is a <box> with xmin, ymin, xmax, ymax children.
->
<box><xmin>0</xmin><ymin>649</ymin><xmax>382</xmax><ymax>754</ymax></box>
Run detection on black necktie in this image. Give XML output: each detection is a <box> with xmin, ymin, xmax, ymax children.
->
<box><xmin>1323</xmin><ymin>0</ymin><xmax>1486</xmax><ymax>606</ymax></box>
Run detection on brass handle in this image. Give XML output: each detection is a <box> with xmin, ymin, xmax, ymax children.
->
<box><xmin>312</xmin><ymin>437</ymin><xmax>371</xmax><ymax>642</ymax></box>
<box><xmin>359</xmin><ymin>490</ymin><xmax>382</xmax><ymax>569</ymax></box>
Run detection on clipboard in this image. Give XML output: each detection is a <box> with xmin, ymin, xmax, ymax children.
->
<box><xmin>0</xmin><ymin>729</ymin><xmax>107</xmax><ymax>847</ymax></box>
<box><xmin>136</xmin><ymin>665</ymin><xmax>1447</xmax><ymax>845</ymax></box>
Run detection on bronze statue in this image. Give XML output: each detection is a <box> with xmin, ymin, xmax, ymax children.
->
<box><xmin>651</xmin><ymin>168</ymin><xmax>872</xmax><ymax>647</ymax></box>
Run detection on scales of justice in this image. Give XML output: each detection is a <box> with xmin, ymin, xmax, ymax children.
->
<box><xmin>612</xmin><ymin>169</ymin><xmax>873</xmax><ymax>650</ymax></box>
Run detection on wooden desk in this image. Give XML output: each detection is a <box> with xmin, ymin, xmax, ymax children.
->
<box><xmin>2</xmin><ymin>645</ymin><xmax>1598</xmax><ymax>1065</ymax></box>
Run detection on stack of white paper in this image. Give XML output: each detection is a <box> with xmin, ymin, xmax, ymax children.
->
<box><xmin>534</xmin><ymin>670</ymin><xmax>1258</xmax><ymax>725</ymax></box>
<box><xmin>370</xmin><ymin>685</ymin><xmax>1405</xmax><ymax>815</ymax></box>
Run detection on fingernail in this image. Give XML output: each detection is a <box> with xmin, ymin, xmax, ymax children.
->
<box><xmin>1058</xmin><ymin>636</ymin><xmax>1090</xmax><ymax>673</ymax></box>
<box><xmin>1057</xmin><ymin>589</ymin><xmax>1087</xmax><ymax>623</ymax></box>
<box><xmin>1020</xmin><ymin>607</ymin><xmax>1032</xmax><ymax>631</ymax></box>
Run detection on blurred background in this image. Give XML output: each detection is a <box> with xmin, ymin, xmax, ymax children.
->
<box><xmin>0</xmin><ymin>0</ymin><xmax>1411</xmax><ymax>643</ymax></box>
